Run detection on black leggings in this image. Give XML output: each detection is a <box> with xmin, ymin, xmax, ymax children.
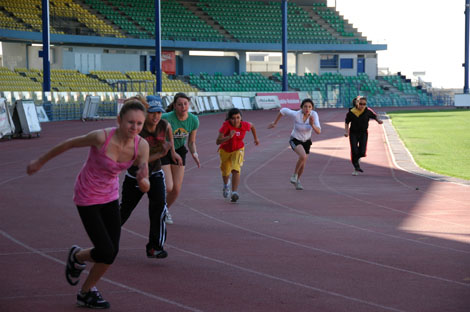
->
<box><xmin>349</xmin><ymin>132</ymin><xmax>368</xmax><ymax>169</ymax></box>
<box><xmin>77</xmin><ymin>200</ymin><xmax>121</xmax><ymax>265</ymax></box>
<box><xmin>120</xmin><ymin>171</ymin><xmax>167</xmax><ymax>250</ymax></box>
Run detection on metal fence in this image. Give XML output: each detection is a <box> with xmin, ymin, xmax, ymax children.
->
<box><xmin>0</xmin><ymin>89</ymin><xmax>455</xmax><ymax>122</ymax></box>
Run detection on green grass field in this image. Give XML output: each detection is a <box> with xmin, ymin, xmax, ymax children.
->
<box><xmin>387</xmin><ymin>109</ymin><xmax>470</xmax><ymax>180</ymax></box>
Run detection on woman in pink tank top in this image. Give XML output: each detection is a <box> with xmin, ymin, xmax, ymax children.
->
<box><xmin>27</xmin><ymin>100</ymin><xmax>150</xmax><ymax>309</ymax></box>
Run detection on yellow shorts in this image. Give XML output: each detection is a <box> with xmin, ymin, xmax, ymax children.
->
<box><xmin>219</xmin><ymin>148</ymin><xmax>245</xmax><ymax>177</ymax></box>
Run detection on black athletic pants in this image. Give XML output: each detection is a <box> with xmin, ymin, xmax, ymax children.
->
<box><xmin>120</xmin><ymin>171</ymin><xmax>167</xmax><ymax>251</ymax></box>
<box><xmin>349</xmin><ymin>131</ymin><xmax>368</xmax><ymax>169</ymax></box>
<box><xmin>77</xmin><ymin>200</ymin><xmax>120</xmax><ymax>264</ymax></box>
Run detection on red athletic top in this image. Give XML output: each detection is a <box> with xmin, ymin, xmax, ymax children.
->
<box><xmin>219</xmin><ymin>120</ymin><xmax>251</xmax><ymax>153</ymax></box>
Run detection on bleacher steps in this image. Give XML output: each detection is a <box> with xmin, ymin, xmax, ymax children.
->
<box><xmin>179</xmin><ymin>0</ymin><xmax>233</xmax><ymax>42</ymax></box>
<box><xmin>75</xmin><ymin>0</ymin><xmax>123</xmax><ymax>35</ymax></box>
<box><xmin>304</xmin><ymin>5</ymin><xmax>367</xmax><ymax>44</ymax></box>
<box><xmin>0</xmin><ymin>7</ymin><xmax>34</xmax><ymax>32</ymax></box>
<box><xmin>377</xmin><ymin>77</ymin><xmax>420</xmax><ymax>103</ymax></box>
<box><xmin>303</xmin><ymin>6</ymin><xmax>339</xmax><ymax>40</ymax></box>
<box><xmin>377</xmin><ymin>78</ymin><xmax>399</xmax><ymax>92</ymax></box>
<box><xmin>54</xmin><ymin>15</ymin><xmax>99</xmax><ymax>36</ymax></box>
<box><xmin>339</xmin><ymin>17</ymin><xmax>368</xmax><ymax>42</ymax></box>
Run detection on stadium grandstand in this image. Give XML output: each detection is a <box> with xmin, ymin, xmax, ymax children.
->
<box><xmin>0</xmin><ymin>0</ymin><xmax>453</xmax><ymax>121</ymax></box>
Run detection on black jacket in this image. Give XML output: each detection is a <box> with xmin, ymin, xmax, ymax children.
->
<box><xmin>345</xmin><ymin>107</ymin><xmax>378</xmax><ymax>133</ymax></box>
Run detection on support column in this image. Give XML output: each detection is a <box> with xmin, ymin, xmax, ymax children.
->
<box><xmin>237</xmin><ymin>51</ymin><xmax>246</xmax><ymax>75</ymax></box>
<box><xmin>154</xmin><ymin>0</ymin><xmax>162</xmax><ymax>93</ymax></box>
<box><xmin>281</xmin><ymin>0</ymin><xmax>288</xmax><ymax>91</ymax></box>
<box><xmin>464</xmin><ymin>0</ymin><xmax>469</xmax><ymax>93</ymax></box>
<box><xmin>41</xmin><ymin>0</ymin><xmax>50</xmax><ymax>92</ymax></box>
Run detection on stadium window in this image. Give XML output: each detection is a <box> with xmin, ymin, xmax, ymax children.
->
<box><xmin>268</xmin><ymin>56</ymin><xmax>281</xmax><ymax>62</ymax></box>
<box><xmin>320</xmin><ymin>55</ymin><xmax>338</xmax><ymax>69</ymax></box>
<box><xmin>340</xmin><ymin>58</ymin><xmax>353</xmax><ymax>69</ymax></box>
<box><xmin>249</xmin><ymin>55</ymin><xmax>266</xmax><ymax>62</ymax></box>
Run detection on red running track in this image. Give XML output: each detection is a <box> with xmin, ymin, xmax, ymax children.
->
<box><xmin>1</xmin><ymin>108</ymin><xmax>469</xmax><ymax>312</ymax></box>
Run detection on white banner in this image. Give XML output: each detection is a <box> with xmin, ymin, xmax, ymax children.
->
<box><xmin>0</xmin><ymin>99</ymin><xmax>14</xmax><ymax>138</ymax></box>
<box><xmin>254</xmin><ymin>96</ymin><xmax>280</xmax><ymax>110</ymax></box>
<box><xmin>232</xmin><ymin>97</ymin><xmax>244</xmax><ymax>109</ymax></box>
<box><xmin>217</xmin><ymin>96</ymin><xmax>233</xmax><ymax>110</ymax></box>
<box><xmin>194</xmin><ymin>97</ymin><xmax>204</xmax><ymax>113</ymax></box>
<box><xmin>13</xmin><ymin>100</ymin><xmax>41</xmax><ymax>136</ymax></box>
<box><xmin>242</xmin><ymin>97</ymin><xmax>252</xmax><ymax>110</ymax></box>
<box><xmin>82</xmin><ymin>95</ymin><xmax>100</xmax><ymax>120</ymax></box>
<box><xmin>454</xmin><ymin>94</ymin><xmax>470</xmax><ymax>107</ymax></box>
<box><xmin>36</xmin><ymin>105</ymin><xmax>49</xmax><ymax>122</ymax></box>
<box><xmin>203</xmin><ymin>96</ymin><xmax>211</xmax><ymax>111</ymax></box>
<box><xmin>210</xmin><ymin>96</ymin><xmax>220</xmax><ymax>111</ymax></box>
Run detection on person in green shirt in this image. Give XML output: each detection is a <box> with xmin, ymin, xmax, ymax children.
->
<box><xmin>161</xmin><ymin>93</ymin><xmax>200</xmax><ymax>224</ymax></box>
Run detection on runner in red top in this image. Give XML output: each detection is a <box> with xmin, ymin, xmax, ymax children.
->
<box><xmin>216</xmin><ymin>108</ymin><xmax>259</xmax><ymax>202</ymax></box>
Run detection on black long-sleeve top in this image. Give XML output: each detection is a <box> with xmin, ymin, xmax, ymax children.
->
<box><xmin>345</xmin><ymin>107</ymin><xmax>379</xmax><ymax>133</ymax></box>
<box><xmin>127</xmin><ymin>119</ymin><xmax>168</xmax><ymax>177</ymax></box>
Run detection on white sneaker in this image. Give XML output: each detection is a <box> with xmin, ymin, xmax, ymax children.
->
<box><xmin>295</xmin><ymin>180</ymin><xmax>304</xmax><ymax>190</ymax></box>
<box><xmin>165</xmin><ymin>212</ymin><xmax>174</xmax><ymax>224</ymax></box>
<box><xmin>223</xmin><ymin>184</ymin><xmax>230</xmax><ymax>198</ymax></box>
<box><xmin>352</xmin><ymin>171</ymin><xmax>359</xmax><ymax>176</ymax></box>
<box><xmin>230</xmin><ymin>192</ymin><xmax>239</xmax><ymax>202</ymax></box>
<box><xmin>290</xmin><ymin>174</ymin><xmax>298</xmax><ymax>184</ymax></box>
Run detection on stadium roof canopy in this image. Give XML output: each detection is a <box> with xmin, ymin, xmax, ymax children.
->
<box><xmin>0</xmin><ymin>29</ymin><xmax>386</xmax><ymax>53</ymax></box>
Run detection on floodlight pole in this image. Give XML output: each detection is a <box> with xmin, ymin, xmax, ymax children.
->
<box><xmin>464</xmin><ymin>0</ymin><xmax>469</xmax><ymax>93</ymax></box>
<box><xmin>41</xmin><ymin>0</ymin><xmax>51</xmax><ymax>92</ymax></box>
<box><xmin>281</xmin><ymin>0</ymin><xmax>288</xmax><ymax>91</ymax></box>
<box><xmin>154</xmin><ymin>0</ymin><xmax>162</xmax><ymax>93</ymax></box>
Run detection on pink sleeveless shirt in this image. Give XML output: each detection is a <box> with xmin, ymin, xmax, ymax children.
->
<box><xmin>73</xmin><ymin>128</ymin><xmax>139</xmax><ymax>206</ymax></box>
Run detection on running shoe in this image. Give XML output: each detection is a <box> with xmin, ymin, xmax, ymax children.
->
<box><xmin>352</xmin><ymin>170</ymin><xmax>359</xmax><ymax>176</ymax></box>
<box><xmin>295</xmin><ymin>180</ymin><xmax>304</xmax><ymax>190</ymax></box>
<box><xmin>231</xmin><ymin>192</ymin><xmax>239</xmax><ymax>202</ymax></box>
<box><xmin>146</xmin><ymin>248</ymin><xmax>168</xmax><ymax>259</ymax></box>
<box><xmin>223</xmin><ymin>184</ymin><xmax>230</xmax><ymax>198</ymax></box>
<box><xmin>165</xmin><ymin>212</ymin><xmax>174</xmax><ymax>224</ymax></box>
<box><xmin>77</xmin><ymin>287</ymin><xmax>110</xmax><ymax>309</ymax></box>
<box><xmin>65</xmin><ymin>245</ymin><xmax>86</xmax><ymax>286</ymax></box>
<box><xmin>290</xmin><ymin>174</ymin><xmax>298</xmax><ymax>184</ymax></box>
<box><xmin>354</xmin><ymin>160</ymin><xmax>363</xmax><ymax>173</ymax></box>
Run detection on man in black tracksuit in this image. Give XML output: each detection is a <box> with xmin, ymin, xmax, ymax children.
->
<box><xmin>344</xmin><ymin>97</ymin><xmax>383</xmax><ymax>174</ymax></box>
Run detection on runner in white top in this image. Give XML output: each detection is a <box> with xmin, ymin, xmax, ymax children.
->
<box><xmin>268</xmin><ymin>98</ymin><xmax>321</xmax><ymax>190</ymax></box>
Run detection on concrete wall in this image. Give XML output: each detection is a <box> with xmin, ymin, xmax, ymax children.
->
<box><xmin>293</xmin><ymin>52</ymin><xmax>379</xmax><ymax>78</ymax></box>
<box><xmin>296</xmin><ymin>53</ymin><xmax>320</xmax><ymax>75</ymax></box>
<box><xmin>181</xmin><ymin>55</ymin><xmax>238</xmax><ymax>75</ymax></box>
<box><xmin>338</xmin><ymin>54</ymin><xmax>357</xmax><ymax>76</ymax></box>
<box><xmin>60</xmin><ymin>46</ymin><xmax>146</xmax><ymax>73</ymax></box>
<box><xmin>365</xmin><ymin>53</ymin><xmax>378</xmax><ymax>79</ymax></box>
<box><xmin>1</xmin><ymin>41</ymin><xmax>380</xmax><ymax>80</ymax></box>
<box><xmin>316</xmin><ymin>52</ymin><xmax>378</xmax><ymax>78</ymax></box>
<box><xmin>2</xmin><ymin>42</ymin><xmax>27</xmax><ymax>69</ymax></box>
<box><xmin>27</xmin><ymin>46</ymin><xmax>43</xmax><ymax>70</ymax></box>
<box><xmin>24</xmin><ymin>45</ymin><xmax>63</xmax><ymax>70</ymax></box>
